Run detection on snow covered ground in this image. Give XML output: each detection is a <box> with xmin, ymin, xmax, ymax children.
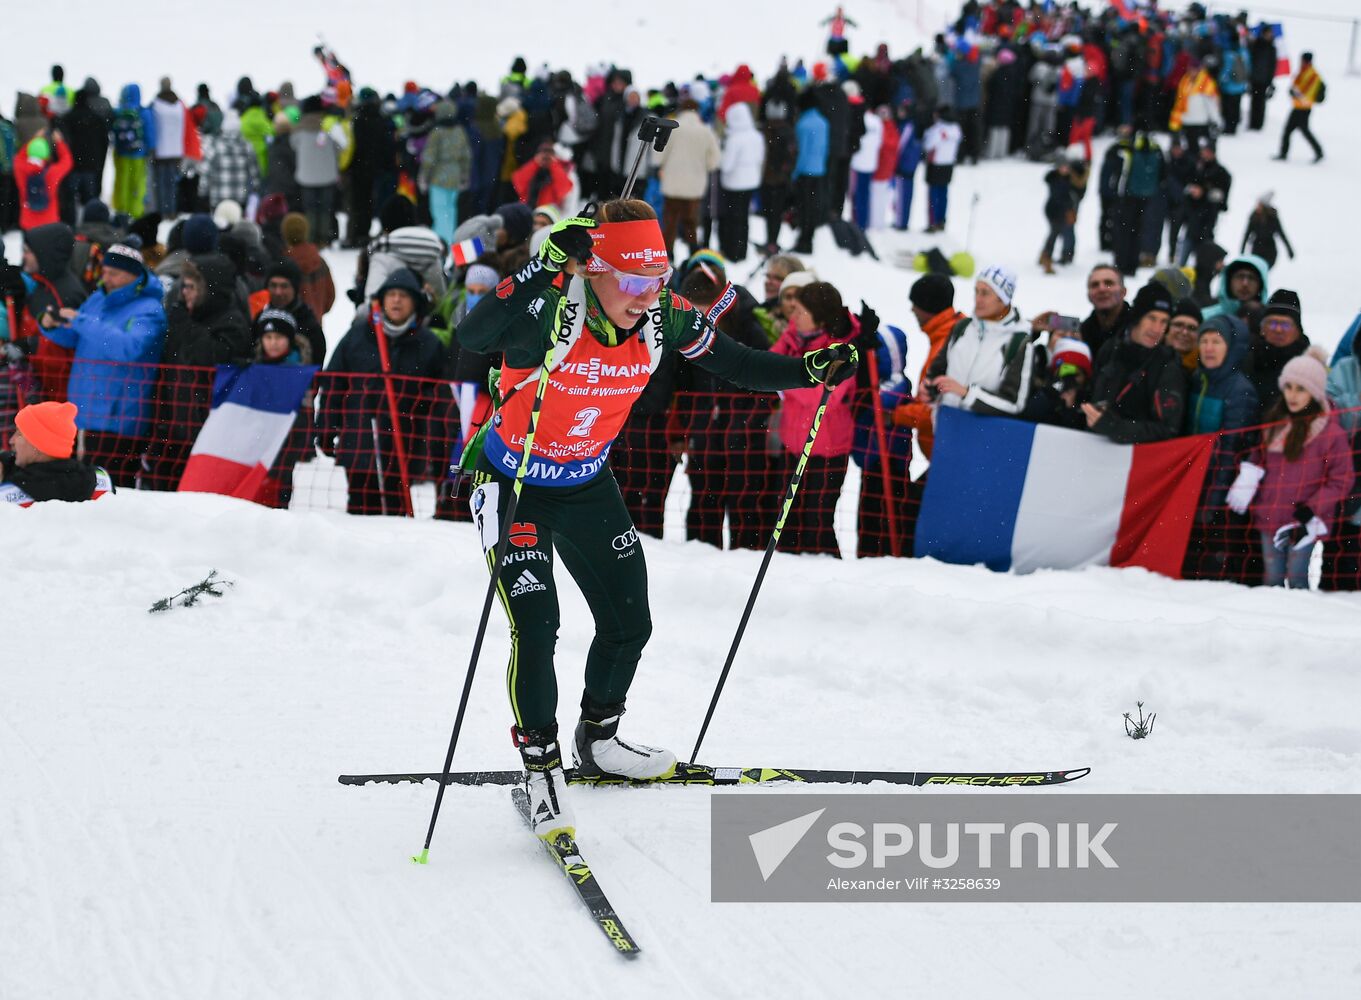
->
<box><xmin>5</xmin><ymin>492</ymin><xmax>1360</xmax><ymax>998</ymax></box>
<box><xmin>5</xmin><ymin>1</ymin><xmax>1361</xmax><ymax>996</ymax></box>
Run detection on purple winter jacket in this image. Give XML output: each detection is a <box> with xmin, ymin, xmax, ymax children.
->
<box><xmin>1251</xmin><ymin>417</ymin><xmax>1355</xmax><ymax>532</ymax></box>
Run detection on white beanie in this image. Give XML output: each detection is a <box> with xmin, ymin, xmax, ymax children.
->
<box><xmin>463</xmin><ymin>263</ymin><xmax>500</xmax><ymax>290</ymax></box>
<box><xmin>977</xmin><ymin>264</ymin><xmax>1017</xmax><ymax>306</ymax></box>
<box><xmin>779</xmin><ymin>269</ymin><xmax>818</xmax><ymax>294</ymax></box>
<box><xmin>212</xmin><ymin>199</ymin><xmax>243</xmax><ymax>229</ymax></box>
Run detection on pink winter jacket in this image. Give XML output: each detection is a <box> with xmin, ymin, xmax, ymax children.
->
<box><xmin>1251</xmin><ymin>416</ymin><xmax>1355</xmax><ymax>532</ymax></box>
<box><xmin>770</xmin><ymin>320</ymin><xmax>858</xmax><ymax>458</ymax></box>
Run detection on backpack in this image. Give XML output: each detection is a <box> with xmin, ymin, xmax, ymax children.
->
<box><xmin>23</xmin><ymin>164</ymin><xmax>50</xmax><ymax>213</ymax></box>
<box><xmin>830</xmin><ymin>217</ymin><xmax>880</xmax><ymax>260</ymax></box>
<box><xmin>1230</xmin><ymin>53</ymin><xmax>1249</xmax><ymax>86</ymax></box>
<box><xmin>1316</xmin><ymin>80</ymin><xmax>1327</xmax><ymax>103</ymax></box>
<box><xmin>71</xmin><ymin>235</ymin><xmax>106</xmax><ymax>292</ymax></box>
<box><xmin>1127</xmin><ymin>147</ymin><xmax>1162</xmax><ymax>199</ymax></box>
<box><xmin>113</xmin><ymin>110</ymin><xmax>145</xmax><ymax>157</ymax></box>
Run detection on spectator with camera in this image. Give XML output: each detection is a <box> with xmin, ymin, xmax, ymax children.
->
<box><xmin>37</xmin><ymin>242</ymin><xmax>167</xmax><ymax>487</ymax></box>
<box><xmin>1032</xmin><ymin>264</ymin><xmax>1128</xmax><ymax>362</ymax></box>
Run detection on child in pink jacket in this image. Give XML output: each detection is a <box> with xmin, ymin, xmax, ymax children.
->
<box><xmin>1227</xmin><ymin>348</ymin><xmax>1354</xmax><ymax>588</ymax></box>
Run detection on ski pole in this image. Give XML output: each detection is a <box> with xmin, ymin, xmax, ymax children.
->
<box><xmin>688</xmin><ymin>364</ymin><xmax>844</xmax><ymax>765</ymax></box>
<box><xmin>414</xmin><ymin>275</ymin><xmax>571</xmax><ymax>865</ymax></box>
<box><xmin>370</xmin><ymin>417</ymin><xmax>388</xmax><ymax>516</ymax></box>
<box><xmin>620</xmin><ymin>115</ymin><xmax>677</xmax><ymax>201</ymax></box>
<box><xmin>371</xmin><ymin>302</ymin><xmax>415</xmax><ymax>517</ymax></box>
<box><xmin>965</xmin><ymin>191</ymin><xmax>981</xmax><ymax>253</ymax></box>
<box><xmin>865</xmin><ymin>349</ymin><xmax>901</xmax><ymax>557</ymax></box>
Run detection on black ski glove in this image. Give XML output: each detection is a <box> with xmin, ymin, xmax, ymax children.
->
<box><xmin>804</xmin><ymin>342</ymin><xmax>859</xmax><ymax>386</ymax></box>
<box><xmin>0</xmin><ymin>262</ymin><xmax>27</xmax><ymax>311</ymax></box>
<box><xmin>538</xmin><ymin>215</ymin><xmax>598</xmax><ymax>271</ymax></box>
<box><xmin>856</xmin><ymin>300</ymin><xmax>880</xmax><ymax>344</ymax></box>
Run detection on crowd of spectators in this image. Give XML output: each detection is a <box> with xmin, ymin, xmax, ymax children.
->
<box><xmin>1</xmin><ymin>2</ymin><xmax>1355</xmax><ymax>590</ymax></box>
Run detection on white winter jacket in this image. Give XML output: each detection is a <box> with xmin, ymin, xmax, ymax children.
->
<box><xmin>937</xmin><ymin>306</ymin><xmax>1037</xmax><ymax>415</ymax></box>
<box><xmin>719</xmin><ymin>103</ymin><xmax>765</xmax><ymax>192</ymax></box>
<box><xmin>849</xmin><ymin>110</ymin><xmax>883</xmax><ymax>174</ymax></box>
<box><xmin>923</xmin><ymin>121</ymin><xmax>963</xmax><ymax>166</ymax></box>
<box><xmin>657</xmin><ymin>109</ymin><xmax>720</xmax><ymax>199</ymax></box>
<box><xmin>152</xmin><ymin>98</ymin><xmax>186</xmax><ymax>159</ymax></box>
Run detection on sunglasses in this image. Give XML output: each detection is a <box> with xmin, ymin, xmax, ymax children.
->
<box><xmin>1261</xmin><ymin>318</ymin><xmax>1296</xmax><ymax>333</ymax></box>
<box><xmin>594</xmin><ymin>256</ymin><xmax>672</xmax><ymax>297</ymax></box>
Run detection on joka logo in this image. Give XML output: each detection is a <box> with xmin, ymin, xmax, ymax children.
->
<box><xmin>509</xmin><ymin>523</ymin><xmax>538</xmax><ymax>547</ymax></box>
<box><xmin>749</xmin><ymin>809</ymin><xmax>826</xmax><ymax>882</ymax></box>
<box><xmin>509</xmin><ymin>570</ymin><xmax>547</xmax><ymax>598</ymax></box>
<box><xmin>611</xmin><ymin>528</ymin><xmax>639</xmax><ymax>551</ymax></box>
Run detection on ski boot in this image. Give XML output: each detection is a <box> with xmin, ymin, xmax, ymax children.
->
<box><xmin>573</xmin><ymin>696</ymin><xmax>678</xmax><ymax>781</ymax></box>
<box><xmin>513</xmin><ymin>723</ymin><xmax>575</xmax><ymax>841</ymax></box>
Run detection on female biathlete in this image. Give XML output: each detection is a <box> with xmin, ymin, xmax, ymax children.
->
<box><xmin>456</xmin><ymin>199</ymin><xmax>856</xmax><ymax>839</ymax></box>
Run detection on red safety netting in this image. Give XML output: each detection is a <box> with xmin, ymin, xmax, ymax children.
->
<box><xmin>4</xmin><ymin>356</ymin><xmax>1358</xmax><ymax>590</ymax></box>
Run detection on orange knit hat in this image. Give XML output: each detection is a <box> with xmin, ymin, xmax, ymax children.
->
<box><xmin>15</xmin><ymin>401</ymin><xmax>78</xmax><ymax>459</ymax></box>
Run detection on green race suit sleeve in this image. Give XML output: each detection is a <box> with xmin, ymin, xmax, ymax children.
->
<box><xmin>664</xmin><ymin>292</ymin><xmax>810</xmax><ymax>392</ymax></box>
<box><xmin>455</xmin><ymin>257</ymin><xmax>557</xmax><ymax>369</ymax></box>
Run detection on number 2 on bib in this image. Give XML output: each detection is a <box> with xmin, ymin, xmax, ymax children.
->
<box><xmin>567</xmin><ymin>407</ymin><xmax>602</xmax><ymax>437</ymax></box>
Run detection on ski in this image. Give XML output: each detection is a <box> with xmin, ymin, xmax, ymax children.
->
<box><xmin>341</xmin><ymin>764</ymin><xmax>1091</xmax><ymax>788</ymax></box>
<box><xmin>510</xmin><ymin>787</ymin><xmax>641</xmax><ymax>959</ymax></box>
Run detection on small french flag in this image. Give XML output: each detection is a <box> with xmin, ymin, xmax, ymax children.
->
<box><xmin>450</xmin><ymin>237</ymin><xmax>484</xmax><ymax>267</ymax></box>
<box><xmin>1271</xmin><ymin>23</ymin><xmax>1291</xmax><ymax>78</ymax></box>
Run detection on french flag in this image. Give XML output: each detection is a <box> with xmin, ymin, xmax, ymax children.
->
<box><xmin>914</xmin><ymin>409</ymin><xmax>1213</xmax><ymax>578</ymax></box>
<box><xmin>1270</xmin><ymin>23</ymin><xmax>1291</xmax><ymax>78</ymax></box>
<box><xmin>450</xmin><ymin>237</ymin><xmax>484</xmax><ymax>267</ymax></box>
<box><xmin>179</xmin><ymin>365</ymin><xmax>319</xmax><ymax>504</ymax></box>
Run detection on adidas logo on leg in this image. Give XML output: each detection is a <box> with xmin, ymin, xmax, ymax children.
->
<box><xmin>509</xmin><ymin>569</ymin><xmax>547</xmax><ymax>598</ymax></box>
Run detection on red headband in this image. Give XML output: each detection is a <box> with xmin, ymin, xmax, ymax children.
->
<box><xmin>587</xmin><ymin>220</ymin><xmax>670</xmax><ymax>274</ymax></box>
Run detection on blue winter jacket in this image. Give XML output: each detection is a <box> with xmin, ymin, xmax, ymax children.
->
<box><xmin>1326</xmin><ymin>353</ymin><xmax>1361</xmax><ymax>436</ymax></box>
<box><xmin>115</xmin><ymin>83</ymin><xmax>158</xmax><ymax>159</ymax></box>
<box><xmin>949</xmin><ymin>54</ymin><xmax>982</xmax><ymax>110</ymax></box>
<box><xmin>896</xmin><ymin>122</ymin><xmax>923</xmax><ymax>177</ymax></box>
<box><xmin>1325</xmin><ymin>351</ymin><xmax>1361</xmax><ymax>527</ymax></box>
<box><xmin>42</xmin><ymin>271</ymin><xmax>168</xmax><ymax>436</ymax></box>
<box><xmin>1331</xmin><ymin>311</ymin><xmax>1359</xmax><ymax>365</ymax></box>
<box><xmin>1186</xmin><ymin>315</ymin><xmax>1259</xmax><ymax>435</ymax></box>
<box><xmin>1219</xmin><ymin>49</ymin><xmax>1249</xmax><ymax>96</ymax></box>
<box><xmin>1201</xmin><ymin>253</ymin><xmax>1270</xmax><ymax>323</ymax></box>
<box><xmin>1185</xmin><ymin>314</ymin><xmax>1259</xmax><ymax>511</ymax></box>
<box><xmin>852</xmin><ymin>378</ymin><xmax>913</xmax><ymax>472</ymax></box>
<box><xmin>792</xmin><ymin>109</ymin><xmax>829</xmax><ymax>179</ymax></box>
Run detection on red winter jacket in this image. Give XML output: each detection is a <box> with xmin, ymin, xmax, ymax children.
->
<box><xmin>512</xmin><ymin>157</ymin><xmax>574</xmax><ymax>209</ymax></box>
<box><xmin>770</xmin><ymin>317</ymin><xmax>859</xmax><ymax>457</ymax></box>
<box><xmin>874</xmin><ymin>118</ymin><xmax>899</xmax><ymax>182</ymax></box>
<box><xmin>14</xmin><ymin>139</ymin><xmax>73</xmax><ymax>230</ymax></box>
